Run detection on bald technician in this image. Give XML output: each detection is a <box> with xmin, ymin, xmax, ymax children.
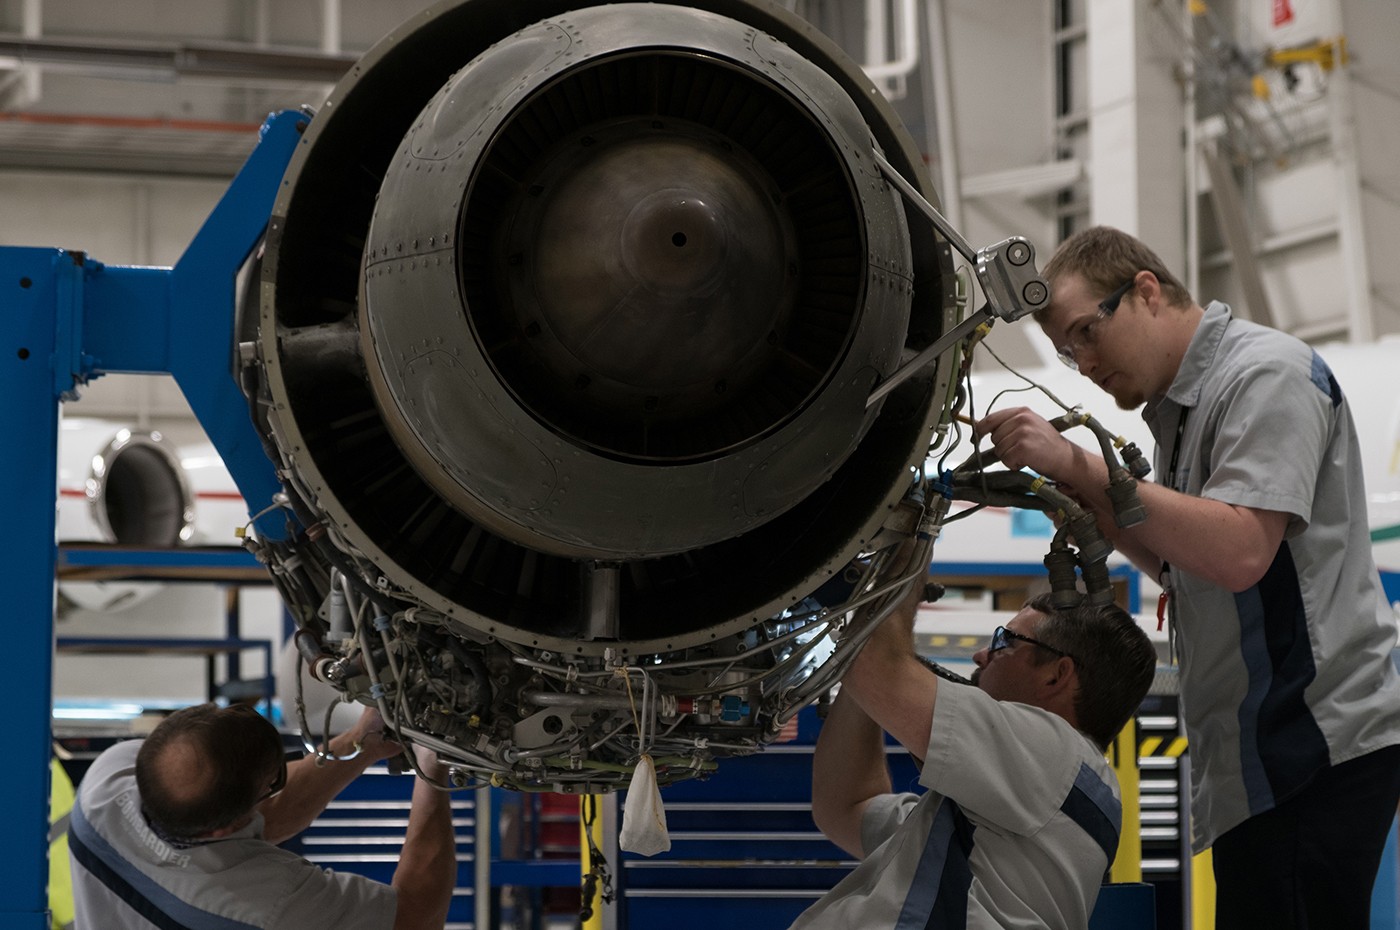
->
<box><xmin>68</xmin><ymin>703</ymin><xmax>455</xmax><ymax>929</ymax></box>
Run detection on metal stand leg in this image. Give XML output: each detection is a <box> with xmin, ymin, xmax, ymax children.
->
<box><xmin>0</xmin><ymin>247</ymin><xmax>65</xmax><ymax>930</ymax></box>
<box><xmin>0</xmin><ymin>108</ymin><xmax>305</xmax><ymax>927</ymax></box>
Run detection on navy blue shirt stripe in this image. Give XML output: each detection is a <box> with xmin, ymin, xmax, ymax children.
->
<box><xmin>69</xmin><ymin>799</ymin><xmax>262</xmax><ymax>930</ymax></box>
<box><xmin>894</xmin><ymin>799</ymin><xmax>976</xmax><ymax>930</ymax></box>
<box><xmin>923</xmin><ymin>803</ymin><xmax>975</xmax><ymax>930</ymax></box>
<box><xmin>1234</xmin><ymin>543</ymin><xmax>1330</xmax><ymax>813</ymax></box>
<box><xmin>1060</xmin><ymin>763</ymin><xmax>1120</xmax><ymax>863</ymax></box>
<box><xmin>1308</xmin><ymin>352</ymin><xmax>1343</xmax><ymax>408</ymax></box>
<box><xmin>69</xmin><ymin>827</ymin><xmax>196</xmax><ymax>930</ymax></box>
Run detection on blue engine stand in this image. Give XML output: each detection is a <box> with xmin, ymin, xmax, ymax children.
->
<box><xmin>0</xmin><ymin>109</ymin><xmax>304</xmax><ymax>928</ymax></box>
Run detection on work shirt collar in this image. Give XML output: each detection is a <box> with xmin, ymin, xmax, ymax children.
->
<box><xmin>1143</xmin><ymin>300</ymin><xmax>1232</xmax><ymax>424</ymax></box>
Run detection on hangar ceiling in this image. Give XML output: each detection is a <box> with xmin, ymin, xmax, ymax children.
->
<box><xmin>0</xmin><ymin>1</ymin><xmax>378</xmax><ymax>176</ymax></box>
<box><xmin>0</xmin><ymin>0</ymin><xmax>1394</xmax><ymax>358</ymax></box>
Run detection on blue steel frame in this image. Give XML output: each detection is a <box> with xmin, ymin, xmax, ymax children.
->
<box><xmin>0</xmin><ymin>109</ymin><xmax>305</xmax><ymax>928</ymax></box>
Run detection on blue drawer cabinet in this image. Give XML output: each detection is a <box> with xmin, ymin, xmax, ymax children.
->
<box><xmin>288</xmin><ymin>764</ymin><xmax>480</xmax><ymax>929</ymax></box>
<box><xmin>616</xmin><ymin>705</ymin><xmax>920</xmax><ymax>929</ymax></box>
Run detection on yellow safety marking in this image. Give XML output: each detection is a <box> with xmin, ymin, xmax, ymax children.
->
<box><xmin>924</xmin><ymin>635</ymin><xmax>981</xmax><ymax>648</ymax></box>
<box><xmin>1109</xmin><ymin>722</ymin><xmax>1141</xmax><ymax>883</ymax></box>
<box><xmin>1192</xmin><ymin>848</ymin><xmax>1216</xmax><ymax>929</ymax></box>
<box><xmin>581</xmin><ymin>797</ymin><xmax>604</xmax><ymax>930</ymax></box>
<box><xmin>1137</xmin><ymin>735</ymin><xmax>1190</xmax><ymax>756</ymax></box>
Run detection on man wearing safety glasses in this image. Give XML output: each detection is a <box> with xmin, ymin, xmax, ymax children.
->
<box><xmin>978</xmin><ymin>225</ymin><xmax>1400</xmax><ymax>929</ymax></box>
<box><xmin>69</xmin><ymin>702</ymin><xmax>457</xmax><ymax>929</ymax></box>
<box><xmin>791</xmin><ymin>576</ymin><xmax>1156</xmax><ymax>930</ymax></box>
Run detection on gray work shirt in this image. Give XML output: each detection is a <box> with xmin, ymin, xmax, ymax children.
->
<box><xmin>789</xmin><ymin>682</ymin><xmax>1120</xmax><ymax>929</ymax></box>
<box><xmin>1146</xmin><ymin>301</ymin><xmax>1400</xmax><ymax>851</ymax></box>
<box><xmin>69</xmin><ymin>739</ymin><xmax>398</xmax><ymax>930</ymax></box>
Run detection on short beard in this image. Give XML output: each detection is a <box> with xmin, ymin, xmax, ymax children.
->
<box><xmin>1114</xmin><ymin>388</ymin><xmax>1146</xmax><ymax>411</ymax></box>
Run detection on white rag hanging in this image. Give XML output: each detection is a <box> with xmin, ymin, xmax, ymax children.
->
<box><xmin>619</xmin><ymin>754</ymin><xmax>671</xmax><ymax>856</ymax></box>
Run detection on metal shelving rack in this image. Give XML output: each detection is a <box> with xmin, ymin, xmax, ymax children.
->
<box><xmin>55</xmin><ymin>542</ymin><xmax>279</xmax><ymax>711</ymax></box>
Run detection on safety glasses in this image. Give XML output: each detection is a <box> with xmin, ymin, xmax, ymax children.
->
<box><xmin>1056</xmin><ymin>277</ymin><xmax>1136</xmax><ymax>370</ymax></box>
<box><xmin>988</xmin><ymin>625</ymin><xmax>1078</xmax><ymax>664</ymax></box>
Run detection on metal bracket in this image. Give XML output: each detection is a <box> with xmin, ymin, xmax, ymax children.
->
<box><xmin>866</xmin><ymin>151</ymin><xmax>1050</xmax><ymax>408</ymax></box>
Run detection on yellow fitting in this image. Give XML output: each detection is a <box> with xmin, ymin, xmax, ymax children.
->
<box><xmin>963</xmin><ymin>322</ymin><xmax>993</xmax><ymax>353</ymax></box>
<box><xmin>1029</xmin><ymin>476</ymin><xmax>1047</xmax><ymax>493</ymax></box>
<box><xmin>1266</xmin><ymin>36</ymin><xmax>1348</xmax><ymax>72</ymax></box>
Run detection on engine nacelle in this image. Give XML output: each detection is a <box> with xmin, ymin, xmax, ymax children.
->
<box><xmin>245</xmin><ymin>0</ymin><xmax>957</xmax><ymax>790</ymax></box>
<box><xmin>57</xmin><ymin>420</ymin><xmax>195</xmax><ymax>548</ymax></box>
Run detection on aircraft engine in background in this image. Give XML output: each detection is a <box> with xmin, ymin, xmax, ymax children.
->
<box><xmin>56</xmin><ymin>418</ymin><xmax>248</xmax><ymax>613</ymax></box>
<box><xmin>58</xmin><ymin>420</ymin><xmax>195</xmax><ymax>549</ymax></box>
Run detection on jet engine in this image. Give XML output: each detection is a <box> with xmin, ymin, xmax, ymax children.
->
<box><xmin>57</xmin><ymin>420</ymin><xmax>196</xmax><ymax>548</ymax></box>
<box><xmin>243</xmin><ymin>0</ymin><xmax>971</xmax><ymax>790</ymax></box>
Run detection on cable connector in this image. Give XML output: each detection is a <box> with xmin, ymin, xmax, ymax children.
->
<box><xmin>1080</xmin><ymin>557</ymin><xmax>1115</xmax><ymax>606</ymax></box>
<box><xmin>1043</xmin><ymin>544</ymin><xmax>1080</xmax><ymax>608</ymax></box>
<box><xmin>1065</xmin><ymin>511</ymin><xmax>1113</xmax><ymax>564</ymax></box>
<box><xmin>1105</xmin><ymin>470</ymin><xmax>1148</xmax><ymax>528</ymax></box>
<box><xmin>1119</xmin><ymin>442</ymin><xmax>1151</xmax><ymax>479</ymax></box>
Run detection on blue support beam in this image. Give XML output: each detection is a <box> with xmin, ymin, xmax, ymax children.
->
<box><xmin>77</xmin><ymin>109</ymin><xmax>308</xmax><ymax>542</ymax></box>
<box><xmin>1</xmin><ymin>248</ymin><xmax>66</xmax><ymax>929</ymax></box>
<box><xmin>57</xmin><ymin>544</ymin><xmax>267</xmax><ymax>577</ymax></box>
<box><xmin>0</xmin><ymin>109</ymin><xmax>305</xmax><ymax>927</ymax></box>
<box><xmin>168</xmin><ymin>111</ymin><xmax>305</xmax><ymax>541</ymax></box>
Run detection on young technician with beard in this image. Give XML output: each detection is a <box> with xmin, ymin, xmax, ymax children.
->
<box><xmin>977</xmin><ymin>225</ymin><xmax>1400</xmax><ymax>928</ymax></box>
<box><xmin>789</xmin><ymin>578</ymin><xmax>1157</xmax><ymax>929</ymax></box>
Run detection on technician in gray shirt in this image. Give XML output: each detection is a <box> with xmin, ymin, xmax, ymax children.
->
<box><xmin>793</xmin><ymin>570</ymin><xmax>1156</xmax><ymax>929</ymax></box>
<box><xmin>69</xmin><ymin>702</ymin><xmax>456</xmax><ymax>929</ymax></box>
<box><xmin>979</xmin><ymin>225</ymin><xmax>1400</xmax><ymax>928</ymax></box>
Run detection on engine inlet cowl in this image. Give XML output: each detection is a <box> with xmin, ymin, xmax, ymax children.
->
<box><xmin>361</xmin><ymin>8</ymin><xmax>911</xmax><ymax>563</ymax></box>
<box><xmin>256</xmin><ymin>0</ymin><xmax>953</xmax><ymax>662</ymax></box>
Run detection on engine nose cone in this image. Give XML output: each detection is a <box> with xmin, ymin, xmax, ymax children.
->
<box><xmin>622</xmin><ymin>190</ymin><xmax>728</xmax><ymax>296</ymax></box>
<box><xmin>506</xmin><ymin>125</ymin><xmax>797</xmax><ymax>439</ymax></box>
